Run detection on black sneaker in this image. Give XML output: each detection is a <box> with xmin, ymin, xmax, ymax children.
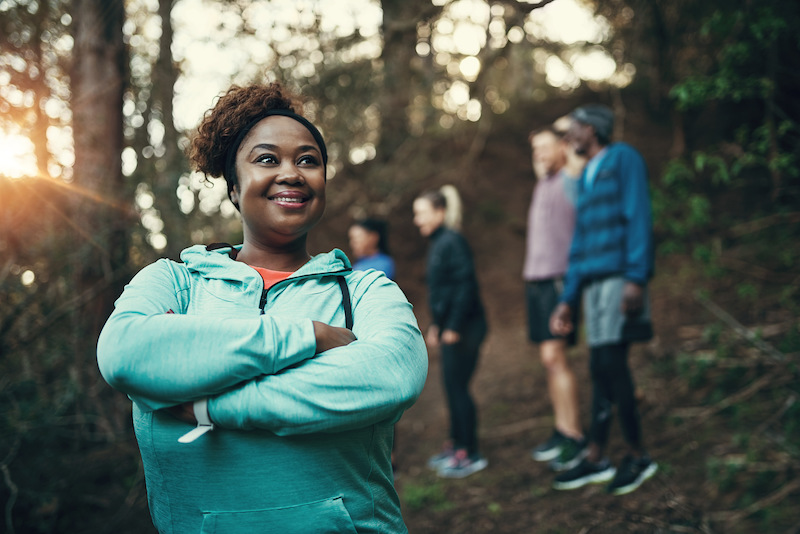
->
<box><xmin>606</xmin><ymin>455</ymin><xmax>658</xmax><ymax>495</ymax></box>
<box><xmin>553</xmin><ymin>458</ymin><xmax>616</xmax><ymax>490</ymax></box>
<box><xmin>531</xmin><ymin>430</ymin><xmax>566</xmax><ymax>462</ymax></box>
<box><xmin>549</xmin><ymin>436</ymin><xmax>588</xmax><ymax>471</ymax></box>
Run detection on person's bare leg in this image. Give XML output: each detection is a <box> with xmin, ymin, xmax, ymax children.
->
<box><xmin>540</xmin><ymin>339</ymin><xmax>583</xmax><ymax>440</ymax></box>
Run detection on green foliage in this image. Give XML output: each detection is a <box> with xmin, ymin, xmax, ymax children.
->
<box><xmin>529</xmin><ymin>484</ymin><xmax>549</xmax><ymax>498</ymax></box>
<box><xmin>705</xmin><ymin>456</ymin><xmax>743</xmax><ymax>493</ymax></box>
<box><xmin>781</xmin><ymin>399</ymin><xmax>800</xmax><ymax>443</ymax></box>
<box><xmin>735</xmin><ymin>282</ymin><xmax>758</xmax><ymax>301</ymax></box>
<box><xmin>672</xmin><ymin>6</ymin><xmax>788</xmax><ymax>109</ymax></box>
<box><xmin>653</xmin><ymin>144</ymin><xmax>750</xmax><ymax>258</ymax></box>
<box><xmin>693</xmin><ymin>153</ymin><xmax>730</xmax><ymax>185</ymax></box>
<box><xmin>401</xmin><ymin>481</ymin><xmax>451</xmax><ymax>511</ymax></box>
<box><xmin>778</xmin><ymin>324</ymin><xmax>800</xmax><ymax>353</ymax></box>
<box><xmin>667</xmin><ymin>0</ymin><xmax>800</xmax><ymax>225</ymax></box>
<box><xmin>702</xmin><ymin>323</ymin><xmax>723</xmax><ymax>345</ymax></box>
<box><xmin>676</xmin><ymin>351</ymin><xmax>710</xmax><ymax>388</ymax></box>
<box><xmin>487</xmin><ymin>502</ymin><xmax>502</xmax><ymax>515</ymax></box>
<box><xmin>653</xmin><ymin>159</ymin><xmax>714</xmax><ymax>255</ymax></box>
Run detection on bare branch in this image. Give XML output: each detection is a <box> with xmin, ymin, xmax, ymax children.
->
<box><xmin>707</xmin><ymin>477</ymin><xmax>800</xmax><ymax>524</ymax></box>
<box><xmin>1</xmin><ymin>437</ymin><xmax>20</xmax><ymax>534</ymax></box>
<box><xmin>669</xmin><ymin>370</ymin><xmax>791</xmax><ymax>421</ymax></box>
<box><xmin>695</xmin><ymin>293</ymin><xmax>787</xmax><ymax>362</ymax></box>
<box><xmin>499</xmin><ymin>0</ymin><xmax>560</xmax><ymax>14</ymax></box>
<box><xmin>728</xmin><ymin>212</ymin><xmax>800</xmax><ymax>238</ymax></box>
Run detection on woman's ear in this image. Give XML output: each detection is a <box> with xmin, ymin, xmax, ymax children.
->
<box><xmin>229</xmin><ymin>187</ymin><xmax>240</xmax><ymax>208</ymax></box>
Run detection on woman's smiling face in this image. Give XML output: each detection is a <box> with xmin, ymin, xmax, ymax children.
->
<box><xmin>231</xmin><ymin>115</ymin><xmax>326</xmax><ymax>246</ymax></box>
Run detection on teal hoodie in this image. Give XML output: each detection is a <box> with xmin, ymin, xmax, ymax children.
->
<box><xmin>97</xmin><ymin>244</ymin><xmax>428</xmax><ymax>533</ymax></box>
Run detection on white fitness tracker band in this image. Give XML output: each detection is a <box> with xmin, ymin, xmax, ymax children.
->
<box><xmin>178</xmin><ymin>398</ymin><xmax>214</xmax><ymax>443</ymax></box>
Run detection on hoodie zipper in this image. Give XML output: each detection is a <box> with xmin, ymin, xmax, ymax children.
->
<box><xmin>256</xmin><ymin>268</ymin><xmax>350</xmax><ymax>315</ymax></box>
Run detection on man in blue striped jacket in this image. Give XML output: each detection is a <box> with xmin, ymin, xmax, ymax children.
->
<box><xmin>549</xmin><ymin>104</ymin><xmax>658</xmax><ymax>496</ymax></box>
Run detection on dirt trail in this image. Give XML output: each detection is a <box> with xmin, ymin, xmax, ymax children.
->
<box><xmin>392</xmin><ymin>267</ymin><xmax>725</xmax><ymax>534</ymax></box>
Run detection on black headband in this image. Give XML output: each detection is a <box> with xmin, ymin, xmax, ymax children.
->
<box><xmin>223</xmin><ymin>108</ymin><xmax>328</xmax><ymax>194</ymax></box>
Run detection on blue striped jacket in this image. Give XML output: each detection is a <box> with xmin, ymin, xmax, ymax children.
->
<box><xmin>560</xmin><ymin>142</ymin><xmax>654</xmax><ymax>306</ymax></box>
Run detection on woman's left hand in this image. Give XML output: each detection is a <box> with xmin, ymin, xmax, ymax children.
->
<box><xmin>441</xmin><ymin>329</ymin><xmax>460</xmax><ymax>345</ymax></box>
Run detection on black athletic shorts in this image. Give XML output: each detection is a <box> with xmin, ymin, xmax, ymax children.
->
<box><xmin>526</xmin><ymin>279</ymin><xmax>577</xmax><ymax>345</ymax></box>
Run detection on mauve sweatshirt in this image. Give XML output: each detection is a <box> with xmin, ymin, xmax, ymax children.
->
<box><xmin>522</xmin><ymin>169</ymin><xmax>578</xmax><ymax>281</ymax></box>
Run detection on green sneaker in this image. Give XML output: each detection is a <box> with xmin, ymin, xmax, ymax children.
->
<box><xmin>531</xmin><ymin>430</ymin><xmax>566</xmax><ymax>462</ymax></box>
<box><xmin>549</xmin><ymin>436</ymin><xmax>587</xmax><ymax>472</ymax></box>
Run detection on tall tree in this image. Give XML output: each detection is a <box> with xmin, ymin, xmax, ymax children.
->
<box><xmin>378</xmin><ymin>0</ymin><xmax>435</xmax><ymax>160</ymax></box>
<box><xmin>70</xmin><ymin>0</ymin><xmax>130</xmax><ymax>429</ymax></box>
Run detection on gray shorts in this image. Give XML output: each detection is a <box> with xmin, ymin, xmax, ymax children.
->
<box><xmin>583</xmin><ymin>276</ymin><xmax>653</xmax><ymax>347</ymax></box>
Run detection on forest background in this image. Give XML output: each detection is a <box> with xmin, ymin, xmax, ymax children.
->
<box><xmin>1</xmin><ymin>0</ymin><xmax>799</xmax><ymax>532</ymax></box>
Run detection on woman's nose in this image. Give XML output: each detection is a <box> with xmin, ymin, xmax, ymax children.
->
<box><xmin>275</xmin><ymin>165</ymin><xmax>305</xmax><ymax>184</ymax></box>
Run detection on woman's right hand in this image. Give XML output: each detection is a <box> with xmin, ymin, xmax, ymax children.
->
<box><xmin>425</xmin><ymin>325</ymin><xmax>440</xmax><ymax>348</ymax></box>
<box><xmin>440</xmin><ymin>329</ymin><xmax>460</xmax><ymax>345</ymax></box>
<box><xmin>313</xmin><ymin>321</ymin><xmax>357</xmax><ymax>354</ymax></box>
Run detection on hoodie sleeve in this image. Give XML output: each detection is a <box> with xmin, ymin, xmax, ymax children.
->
<box><xmin>559</xmin><ymin>232</ymin><xmax>583</xmax><ymax>307</ymax></box>
<box><xmin>208</xmin><ymin>272</ymin><xmax>429</xmax><ymax>434</ymax></box>
<box><xmin>96</xmin><ymin>259</ymin><xmax>317</xmax><ymax>411</ymax></box>
<box><xmin>619</xmin><ymin>145</ymin><xmax>653</xmax><ymax>285</ymax></box>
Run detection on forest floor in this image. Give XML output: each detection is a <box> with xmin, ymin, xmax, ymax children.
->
<box><xmin>392</xmin><ymin>253</ymin><xmax>800</xmax><ymax>534</ymax></box>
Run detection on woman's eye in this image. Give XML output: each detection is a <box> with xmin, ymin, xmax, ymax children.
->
<box><xmin>255</xmin><ymin>154</ymin><xmax>278</xmax><ymax>164</ymax></box>
<box><xmin>298</xmin><ymin>155</ymin><xmax>320</xmax><ymax>166</ymax></box>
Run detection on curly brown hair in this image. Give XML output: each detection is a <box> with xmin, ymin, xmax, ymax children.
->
<box><xmin>188</xmin><ymin>82</ymin><xmax>299</xmax><ymax>188</ymax></box>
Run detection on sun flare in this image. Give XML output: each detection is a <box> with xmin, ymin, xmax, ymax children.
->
<box><xmin>0</xmin><ymin>132</ymin><xmax>38</xmax><ymax>179</ymax></box>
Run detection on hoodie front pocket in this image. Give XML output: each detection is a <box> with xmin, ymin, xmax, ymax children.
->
<box><xmin>200</xmin><ymin>495</ymin><xmax>358</xmax><ymax>534</ymax></box>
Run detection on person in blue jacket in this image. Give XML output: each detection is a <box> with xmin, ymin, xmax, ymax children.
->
<box><xmin>348</xmin><ymin>218</ymin><xmax>396</xmax><ymax>280</ymax></box>
<box><xmin>549</xmin><ymin>104</ymin><xmax>658</xmax><ymax>495</ymax></box>
<box><xmin>413</xmin><ymin>185</ymin><xmax>488</xmax><ymax>479</ymax></box>
<box><xmin>96</xmin><ymin>82</ymin><xmax>428</xmax><ymax>533</ymax></box>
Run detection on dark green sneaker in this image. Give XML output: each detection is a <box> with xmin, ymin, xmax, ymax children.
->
<box><xmin>549</xmin><ymin>436</ymin><xmax>587</xmax><ymax>472</ymax></box>
<box><xmin>531</xmin><ymin>430</ymin><xmax>566</xmax><ymax>462</ymax></box>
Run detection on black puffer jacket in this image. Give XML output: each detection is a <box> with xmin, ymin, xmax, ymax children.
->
<box><xmin>425</xmin><ymin>226</ymin><xmax>486</xmax><ymax>333</ymax></box>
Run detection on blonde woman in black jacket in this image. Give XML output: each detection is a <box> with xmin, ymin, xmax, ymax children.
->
<box><xmin>413</xmin><ymin>185</ymin><xmax>488</xmax><ymax>478</ymax></box>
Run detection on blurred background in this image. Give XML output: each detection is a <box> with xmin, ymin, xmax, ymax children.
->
<box><xmin>1</xmin><ymin>0</ymin><xmax>799</xmax><ymax>532</ymax></box>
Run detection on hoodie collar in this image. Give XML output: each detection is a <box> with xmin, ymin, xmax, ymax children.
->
<box><xmin>180</xmin><ymin>244</ymin><xmax>352</xmax><ymax>282</ymax></box>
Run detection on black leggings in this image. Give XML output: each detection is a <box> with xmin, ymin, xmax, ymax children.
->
<box><xmin>440</xmin><ymin>317</ymin><xmax>486</xmax><ymax>454</ymax></box>
<box><xmin>588</xmin><ymin>342</ymin><xmax>643</xmax><ymax>450</ymax></box>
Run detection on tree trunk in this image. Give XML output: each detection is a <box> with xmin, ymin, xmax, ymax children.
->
<box><xmin>378</xmin><ymin>0</ymin><xmax>427</xmax><ymax>161</ymax></box>
<box><xmin>70</xmin><ymin>0</ymin><xmax>130</xmax><ymax>436</ymax></box>
<box><xmin>152</xmin><ymin>0</ymin><xmax>188</xmax><ymax>259</ymax></box>
<box><xmin>31</xmin><ymin>2</ymin><xmax>53</xmax><ymax>179</ymax></box>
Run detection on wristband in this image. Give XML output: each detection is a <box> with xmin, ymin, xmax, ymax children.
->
<box><xmin>178</xmin><ymin>398</ymin><xmax>214</xmax><ymax>443</ymax></box>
